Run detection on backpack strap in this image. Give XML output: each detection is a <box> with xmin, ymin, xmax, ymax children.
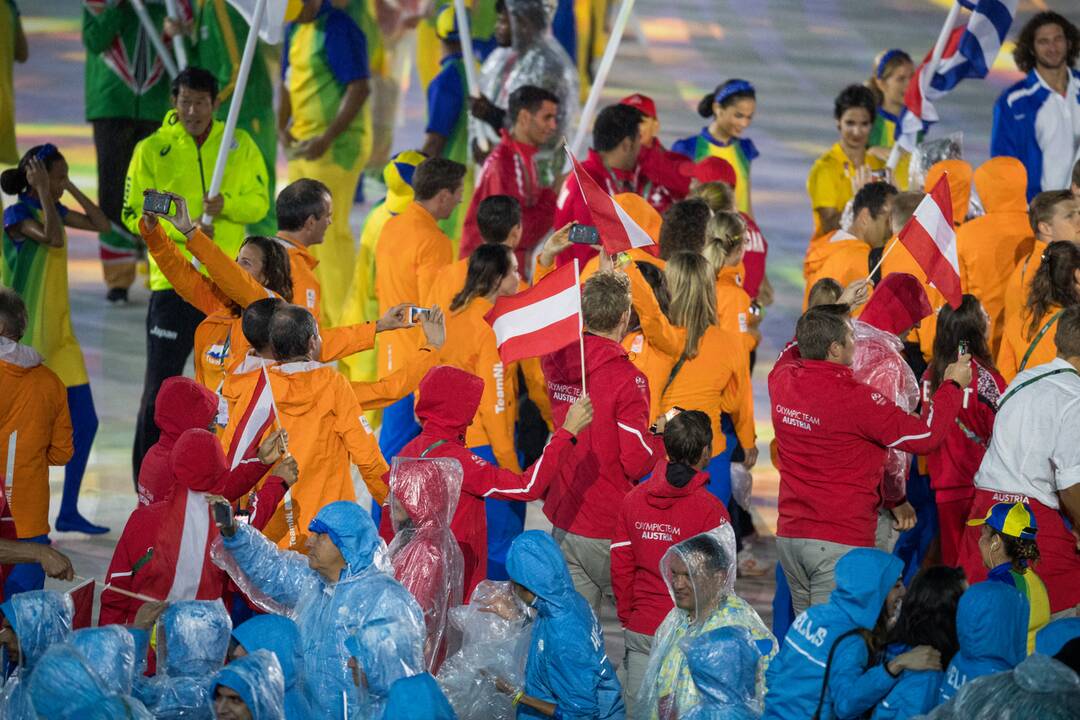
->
<box><xmin>661</xmin><ymin>351</ymin><xmax>690</xmax><ymax>397</ymax></box>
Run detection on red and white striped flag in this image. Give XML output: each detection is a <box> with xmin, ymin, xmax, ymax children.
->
<box><xmin>565</xmin><ymin>147</ymin><xmax>655</xmax><ymax>254</ymax></box>
<box><xmin>138</xmin><ymin>487</ymin><xmax>222</xmax><ymax>602</ymax></box>
<box><xmin>225</xmin><ymin>364</ymin><xmax>277</xmax><ymax>469</ymax></box>
<box><xmin>485</xmin><ymin>261</ymin><xmax>582</xmax><ymax>365</ymax></box>
<box><xmin>896</xmin><ymin>174</ymin><xmax>962</xmax><ymax>308</ymax></box>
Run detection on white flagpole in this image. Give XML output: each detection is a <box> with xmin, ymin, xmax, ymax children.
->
<box><xmin>574</xmin><ymin>259</ymin><xmax>586</xmax><ymax>397</ymax></box>
<box><xmin>200</xmin><ymin>0</ymin><xmax>269</xmax><ymax>226</ymax></box>
<box><xmin>4</xmin><ymin>432</ymin><xmax>14</xmax><ymax>504</ymax></box>
<box><xmin>568</xmin><ymin>0</ymin><xmax>636</xmax><ymax>160</ymax></box>
<box><xmin>129</xmin><ymin>0</ymin><xmax>180</xmax><ymax>79</ymax></box>
<box><xmin>163</xmin><ymin>0</ymin><xmax>189</xmax><ymax>70</ymax></box>
<box><xmin>887</xmin><ymin>0</ymin><xmax>962</xmax><ymax>170</ymax></box>
<box><xmin>452</xmin><ymin>0</ymin><xmax>490</xmax><ymax>154</ymax></box>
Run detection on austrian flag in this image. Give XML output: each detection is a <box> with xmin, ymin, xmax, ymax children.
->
<box><xmin>565</xmin><ymin>147</ymin><xmax>655</xmax><ymax>254</ymax></box>
<box><xmin>485</xmin><ymin>261</ymin><xmax>583</xmax><ymax>365</ymax></box>
<box><xmin>896</xmin><ymin>174</ymin><xmax>962</xmax><ymax>308</ymax></box>
<box><xmin>226</xmin><ymin>364</ymin><xmax>277</xmax><ymax>469</ymax></box>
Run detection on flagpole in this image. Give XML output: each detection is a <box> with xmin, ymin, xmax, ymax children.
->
<box><xmin>865</xmin><ymin>239</ymin><xmax>899</xmax><ymax>283</ymax></box>
<box><xmin>261</xmin><ymin>362</ymin><xmax>298</xmax><ymax>549</ymax></box>
<box><xmin>574</xmin><ymin>259</ymin><xmax>586</xmax><ymax>397</ymax></box>
<box><xmin>129</xmin><ymin>0</ymin><xmax>179</xmax><ymax>79</ymax></box>
<box><xmin>200</xmin><ymin>0</ymin><xmax>268</xmax><ymax>226</ymax></box>
<box><xmin>163</xmin><ymin>0</ymin><xmax>189</xmax><ymax>70</ymax></box>
<box><xmin>568</xmin><ymin>0</ymin><xmax>637</xmax><ymax>161</ymax></box>
<box><xmin>4</xmin><ymin>432</ymin><xmax>14</xmax><ymax>505</ymax></box>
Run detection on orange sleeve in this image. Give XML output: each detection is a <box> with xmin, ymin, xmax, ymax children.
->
<box><xmin>416</xmin><ymin>232</ymin><xmax>453</xmax><ymax>303</ymax></box>
<box><xmin>139</xmin><ymin>220</ymin><xmax>227</xmax><ymax>316</ymax></box>
<box><xmin>351</xmin><ymin>346</ymin><xmax>439</xmax><ymax>410</ymax></box>
<box><xmin>46</xmin><ymin>375</ymin><xmax>74</xmax><ymax>465</ymax></box>
<box><xmin>533</xmin><ymin>257</ymin><xmax>555</xmax><ymax>285</ymax></box>
<box><xmin>186</xmin><ymin>229</ymin><xmax>274</xmax><ymax>307</ymax></box>
<box><xmin>521</xmin><ymin>357</ymin><xmax>554</xmax><ymax>431</ymax></box>
<box><xmin>478</xmin><ymin>337</ymin><xmax>522</xmax><ymax>474</ymax></box>
<box><xmin>332</xmin><ymin>375</ymin><xmax>390</xmax><ymax>504</ymax></box>
<box><xmin>319</xmin><ymin>323</ymin><xmax>377</xmax><ymax>361</ymax></box>
<box><xmin>625</xmin><ymin>262</ymin><xmax>685</xmax><ymax>359</ymax></box>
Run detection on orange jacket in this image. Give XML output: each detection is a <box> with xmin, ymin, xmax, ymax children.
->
<box><xmin>716</xmin><ymin>266</ymin><xmax>758</xmax><ymax>351</ymax></box>
<box><xmin>659</xmin><ymin>325</ymin><xmax>755</xmax><ymax>453</ymax></box>
<box><xmin>0</xmin><ymin>340</ymin><xmax>72</xmax><ymax>538</ymax></box>
<box><xmin>375</xmin><ymin>202</ymin><xmax>454</xmax><ymax>377</ymax></box>
<box><xmin>222</xmin><ymin>360</ymin><xmax>390</xmax><ymax>549</ymax></box>
<box><xmin>1003</xmin><ymin>239</ymin><xmax>1047</xmax><ymax>334</ymax></box>
<box><xmin>957</xmin><ymin>158</ymin><xmax>1033</xmax><ymax>356</ymax></box>
<box><xmin>998</xmin><ymin>304</ymin><xmax>1063</xmax><ymax>383</ymax></box>
<box><xmin>276</xmin><ymin>235</ymin><xmax>321</xmax><ymax>320</ymax></box>
<box><xmin>440</xmin><ymin>297</ymin><xmax>522</xmax><ymax>472</ymax></box>
<box><xmin>803</xmin><ymin>229</ymin><xmax>863</xmax><ymax>287</ymax></box>
<box><xmin>425</xmin><ymin>257</ymin><xmax>468</xmax><ymax>311</ymax></box>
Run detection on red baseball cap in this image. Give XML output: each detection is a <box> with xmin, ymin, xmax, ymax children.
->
<box><xmin>677</xmin><ymin>156</ymin><xmax>737</xmax><ymax>188</ymax></box>
<box><xmin>620</xmin><ymin>93</ymin><xmax>657</xmax><ymax>119</ymax></box>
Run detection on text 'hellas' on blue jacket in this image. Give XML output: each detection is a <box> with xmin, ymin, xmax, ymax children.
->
<box><xmin>506</xmin><ymin>530</ymin><xmax>625</xmax><ymax>719</ymax></box>
<box><xmin>939</xmin><ymin>582</ymin><xmax>1028</xmax><ymax>705</ymax></box>
<box><xmin>761</xmin><ymin>549</ymin><xmax>903</xmax><ymax>720</ymax></box>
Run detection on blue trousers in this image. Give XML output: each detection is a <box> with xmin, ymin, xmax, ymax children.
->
<box><xmin>704</xmin><ymin>416</ymin><xmax>739</xmax><ymax>505</ymax></box>
<box><xmin>378</xmin><ymin>393</ymin><xmax>421</xmax><ymax>461</ymax></box>
<box><xmin>472</xmin><ymin>445</ymin><xmax>525</xmax><ymax>581</ymax></box>
<box><xmin>62</xmin><ymin>384</ymin><xmax>98</xmax><ymax>519</ymax></box>
<box><xmin>893</xmin><ymin>460</ymin><xmax>938</xmax><ymax>585</ymax></box>
<box><xmin>3</xmin><ymin>535</ymin><xmax>49</xmax><ymax>597</ymax></box>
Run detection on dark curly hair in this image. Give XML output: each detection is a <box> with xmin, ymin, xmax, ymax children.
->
<box><xmin>241</xmin><ymin>236</ymin><xmax>293</xmax><ymax>305</ymax></box>
<box><xmin>1013</xmin><ymin>12</ymin><xmax>1079</xmax><ymax>74</ymax></box>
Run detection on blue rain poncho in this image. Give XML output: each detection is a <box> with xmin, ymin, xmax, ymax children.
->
<box><xmin>69</xmin><ymin>625</ymin><xmax>139</xmax><ymax>695</ymax></box>
<box><xmin>635</xmin><ymin>527</ymin><xmax>776</xmax><ymax>720</ymax></box>
<box><xmin>1034</xmin><ymin>617</ymin><xmax>1080</xmax><ymax>657</ymax></box>
<box><xmin>383</xmin><ymin>673</ymin><xmax>457</xmax><ymax>720</ymax></box>
<box><xmin>922</xmin><ymin>653</ymin><xmax>1080</xmax><ymax>719</ymax></box>
<box><xmin>506</xmin><ymin>530</ymin><xmax>625</xmax><ymax>720</ymax></box>
<box><xmin>134</xmin><ymin>599</ymin><xmax>232</xmax><ymax>719</ymax></box>
<box><xmin>215</xmin><ymin>500</ymin><xmax>426</xmax><ymax>720</ymax></box>
<box><xmin>0</xmin><ymin>589</ymin><xmax>73</xmax><ymax>719</ymax></box>
<box><xmin>28</xmin><ymin>644</ymin><xmax>152</xmax><ymax>720</ymax></box>
<box><xmin>232</xmin><ymin>614</ymin><xmax>312</xmax><ymax>718</ymax></box>
<box><xmin>212</xmin><ymin>649</ymin><xmax>286</xmax><ymax>720</ymax></box>
<box><xmin>681</xmin><ymin>626</ymin><xmax>762</xmax><ymax>720</ymax></box>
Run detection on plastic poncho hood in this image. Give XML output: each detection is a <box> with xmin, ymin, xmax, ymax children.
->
<box><xmin>232</xmin><ymin>615</ymin><xmax>302</xmax><ymax>691</ymax></box>
<box><xmin>390</xmin><ymin>457</ymin><xmax>463</xmax><ymax>530</ymax></box>
<box><xmin>0</xmin><ymin>590</ymin><xmax>72</xmax><ymax>672</ymax></box>
<box><xmin>660</xmin><ymin>526</ymin><xmax>737</xmax><ymax>622</ymax></box>
<box><xmin>69</xmin><ymin>625</ymin><xmax>137</xmax><ymax>694</ymax></box>
<box><xmin>414</xmin><ymin>366</ymin><xmax>484</xmax><ymax>441</ymax></box>
<box><xmin>956</xmin><ymin>582</ymin><xmax>1028</xmax><ymax>668</ymax></box>
<box><xmin>29</xmin><ymin>645</ymin><xmax>116</xmax><ymax>720</ymax></box>
<box><xmin>929</xmin><ymin>654</ymin><xmax>1080</xmax><ymax>719</ymax></box>
<box><xmin>308</xmin><ymin>500</ymin><xmax>384</xmax><ymax>578</ymax></box>
<box><xmin>383</xmin><ymin>673</ymin><xmax>457</xmax><ymax>719</ymax></box>
<box><xmin>157</xmin><ymin>600</ymin><xmax>232</xmax><ymax>678</ymax></box>
<box><xmin>830</xmin><ymin>548</ymin><xmax>903</xmax><ymax>628</ymax></box>
<box><xmin>212</xmin><ymin>649</ymin><xmax>286</xmax><ymax>720</ymax></box>
<box><xmin>506</xmin><ymin>530</ymin><xmax>576</xmax><ymax>615</ymax></box>
<box><xmin>682</xmin><ymin>626</ymin><xmax>761</xmax><ymax>718</ymax></box>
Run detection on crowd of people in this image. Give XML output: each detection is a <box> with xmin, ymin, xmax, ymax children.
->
<box><xmin>1</xmin><ymin>1</ymin><xmax>1080</xmax><ymax>718</ymax></box>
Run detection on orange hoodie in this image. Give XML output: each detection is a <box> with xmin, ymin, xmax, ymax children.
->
<box><xmin>803</xmin><ymin>230</ymin><xmax>871</xmax><ymax>308</ymax></box>
<box><xmin>925</xmin><ymin>160</ymin><xmax>973</xmax><ymax>226</ymax></box>
<box><xmin>0</xmin><ymin>339</ymin><xmax>73</xmax><ymax>538</ymax></box>
<box><xmin>957</xmin><ymin>158</ymin><xmax>1034</xmax><ymax>356</ymax></box>
<box><xmin>375</xmin><ymin>201</ymin><xmax>454</xmax><ymax>378</ymax></box>
<box><xmin>275</xmin><ymin>235</ymin><xmax>321</xmax><ymax>320</ymax></box>
<box><xmin>1003</xmin><ymin>239</ymin><xmax>1047</xmax><ymax>335</ymax></box>
<box><xmin>222</xmin><ymin>360</ymin><xmax>390</xmax><ymax>549</ymax></box>
<box><xmin>998</xmin><ymin>304</ymin><xmax>1064</xmax><ymax>383</ymax></box>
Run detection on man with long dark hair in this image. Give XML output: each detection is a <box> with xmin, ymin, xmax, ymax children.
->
<box><xmin>991</xmin><ymin>11</ymin><xmax>1080</xmax><ymax>200</ymax></box>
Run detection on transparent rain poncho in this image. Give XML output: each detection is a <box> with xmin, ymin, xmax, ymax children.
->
<box><xmin>681</xmin><ymin>626</ymin><xmax>762</xmax><ymax>720</ymax></box>
<box><xmin>133</xmin><ymin>599</ymin><xmax>232</xmax><ymax>720</ymax></box>
<box><xmin>436</xmin><ymin>580</ymin><xmax>532</xmax><ymax>720</ymax></box>
<box><xmin>921</xmin><ymin>653</ymin><xmax>1080</xmax><ymax>720</ymax></box>
<box><xmin>907</xmin><ymin>133</ymin><xmax>963</xmax><ymax>193</ymax></box>
<box><xmin>211</xmin><ymin>649</ymin><xmax>286</xmax><ymax>720</ymax></box>
<box><xmin>69</xmin><ymin>625</ymin><xmax>138</xmax><ymax>694</ymax></box>
<box><xmin>634</xmin><ymin>526</ymin><xmax>776</xmax><ymax>720</ymax></box>
<box><xmin>851</xmin><ymin>320</ymin><xmax>920</xmax><ymax>502</ymax></box>
<box><xmin>388</xmin><ymin>457</ymin><xmax>466</xmax><ymax>673</ymax></box>
<box><xmin>28</xmin><ymin>645</ymin><xmax>153</xmax><ymax>720</ymax></box>
<box><xmin>0</xmin><ymin>589</ymin><xmax>73</xmax><ymax>719</ymax></box>
<box><xmin>212</xmin><ymin>501</ymin><xmax>426</xmax><ymax>720</ymax></box>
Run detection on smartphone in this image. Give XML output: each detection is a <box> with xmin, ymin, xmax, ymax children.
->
<box><xmin>408</xmin><ymin>306</ymin><xmax>430</xmax><ymax>324</ymax></box>
<box><xmin>211</xmin><ymin>500</ymin><xmax>233</xmax><ymax>529</ymax></box>
<box><xmin>142</xmin><ymin>191</ymin><xmax>172</xmax><ymax>215</ymax></box>
<box><xmin>958</xmin><ymin>340</ymin><xmax>969</xmax><ymax>358</ymax></box>
<box><xmin>569</xmin><ymin>224</ymin><xmax>600</xmax><ymax>245</ymax></box>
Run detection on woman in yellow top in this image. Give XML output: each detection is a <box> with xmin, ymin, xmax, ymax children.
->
<box><xmin>998</xmin><ymin>241</ymin><xmax>1080</xmax><ymax>382</ymax></box>
<box><xmin>807</xmin><ymin>84</ymin><xmax>886</xmax><ymax>239</ymax></box>
<box><xmin>866</xmin><ymin>49</ymin><xmax>914</xmax><ymax>188</ymax></box>
<box><xmin>657</xmin><ymin>253</ymin><xmax>756</xmax><ymax>506</ymax></box>
<box><xmin>2</xmin><ymin>144</ymin><xmax>111</xmax><ymax>536</ymax></box>
<box><xmin>704</xmin><ymin>212</ymin><xmax>760</xmax><ymax>353</ymax></box>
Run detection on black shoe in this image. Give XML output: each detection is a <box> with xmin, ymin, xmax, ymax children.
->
<box><xmin>106</xmin><ymin>287</ymin><xmax>128</xmax><ymax>304</ymax></box>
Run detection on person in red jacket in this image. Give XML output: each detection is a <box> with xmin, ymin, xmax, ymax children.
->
<box><xmin>135</xmin><ymin>376</ymin><xmax>217</xmax><ymax>504</ymax></box>
<box><xmin>542</xmin><ymin>271</ymin><xmax>665</xmax><ymax>617</ymax></box>
<box><xmin>921</xmin><ymin>295</ymin><xmax>1006</xmax><ymax>566</ymax></box>
<box><xmin>460</xmin><ymin>85</ymin><xmax>559</xmax><ymax>270</ymax></box>
<box><xmin>622</xmin><ymin>93</ymin><xmax>686</xmax><ymax>215</ymax></box>
<box><xmin>770</xmin><ymin>304</ymin><xmax>970</xmax><ymax>615</ymax></box>
<box><xmin>385</xmin><ymin>365</ymin><xmax>594</xmax><ymax>597</ymax></box>
<box><xmin>610</xmin><ymin>409</ymin><xmax>730</xmax><ymax>714</ymax></box>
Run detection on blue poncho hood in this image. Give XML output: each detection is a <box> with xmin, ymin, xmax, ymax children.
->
<box><xmin>0</xmin><ymin>590</ymin><xmax>73</xmax><ymax>672</ymax></box>
<box><xmin>70</xmin><ymin>625</ymin><xmax>137</xmax><ymax>694</ymax></box>
<box><xmin>158</xmin><ymin>600</ymin><xmax>232</xmax><ymax>678</ymax></box>
<box><xmin>309</xmin><ymin>500</ymin><xmax>383</xmax><ymax>579</ymax></box>
<box><xmin>505</xmin><ymin>530</ymin><xmax>576</xmax><ymax>616</ymax></box>
<box><xmin>829</xmin><ymin>548</ymin><xmax>903</xmax><ymax>628</ymax></box>
<box><xmin>213</xmin><ymin>650</ymin><xmax>285</xmax><ymax>720</ymax></box>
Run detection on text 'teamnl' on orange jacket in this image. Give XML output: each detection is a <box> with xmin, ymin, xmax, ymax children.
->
<box><xmin>220</xmin><ymin>357</ymin><xmax>391</xmax><ymax>550</ymax></box>
<box><xmin>140</xmin><ymin>219</ymin><xmax>382</xmax><ymax>394</ymax></box>
<box><xmin>624</xmin><ymin>263</ymin><xmax>755</xmax><ymax>454</ymax></box>
<box><xmin>956</xmin><ymin>158</ymin><xmax>1034</xmax><ymax>356</ymax></box>
<box><xmin>0</xmin><ymin>339</ymin><xmax>73</xmax><ymax>538</ymax></box>
<box><xmin>374</xmin><ymin>201</ymin><xmax>454</xmax><ymax>380</ymax></box>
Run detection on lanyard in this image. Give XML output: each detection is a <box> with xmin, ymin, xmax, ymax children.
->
<box><xmin>997</xmin><ymin>367</ymin><xmax>1079</xmax><ymax>410</ymax></box>
<box><xmin>1019</xmin><ymin>309</ymin><xmax>1064</xmax><ymax>372</ymax></box>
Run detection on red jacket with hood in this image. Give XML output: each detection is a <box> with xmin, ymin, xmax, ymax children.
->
<box><xmin>610</xmin><ymin>459</ymin><xmax>729</xmax><ymax>635</ymax></box>
<box><xmin>541</xmin><ymin>334</ymin><xmax>663</xmax><ymax>540</ymax></box>
<box><xmin>385</xmin><ymin>366</ymin><xmax>579</xmax><ymax>596</ymax></box>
